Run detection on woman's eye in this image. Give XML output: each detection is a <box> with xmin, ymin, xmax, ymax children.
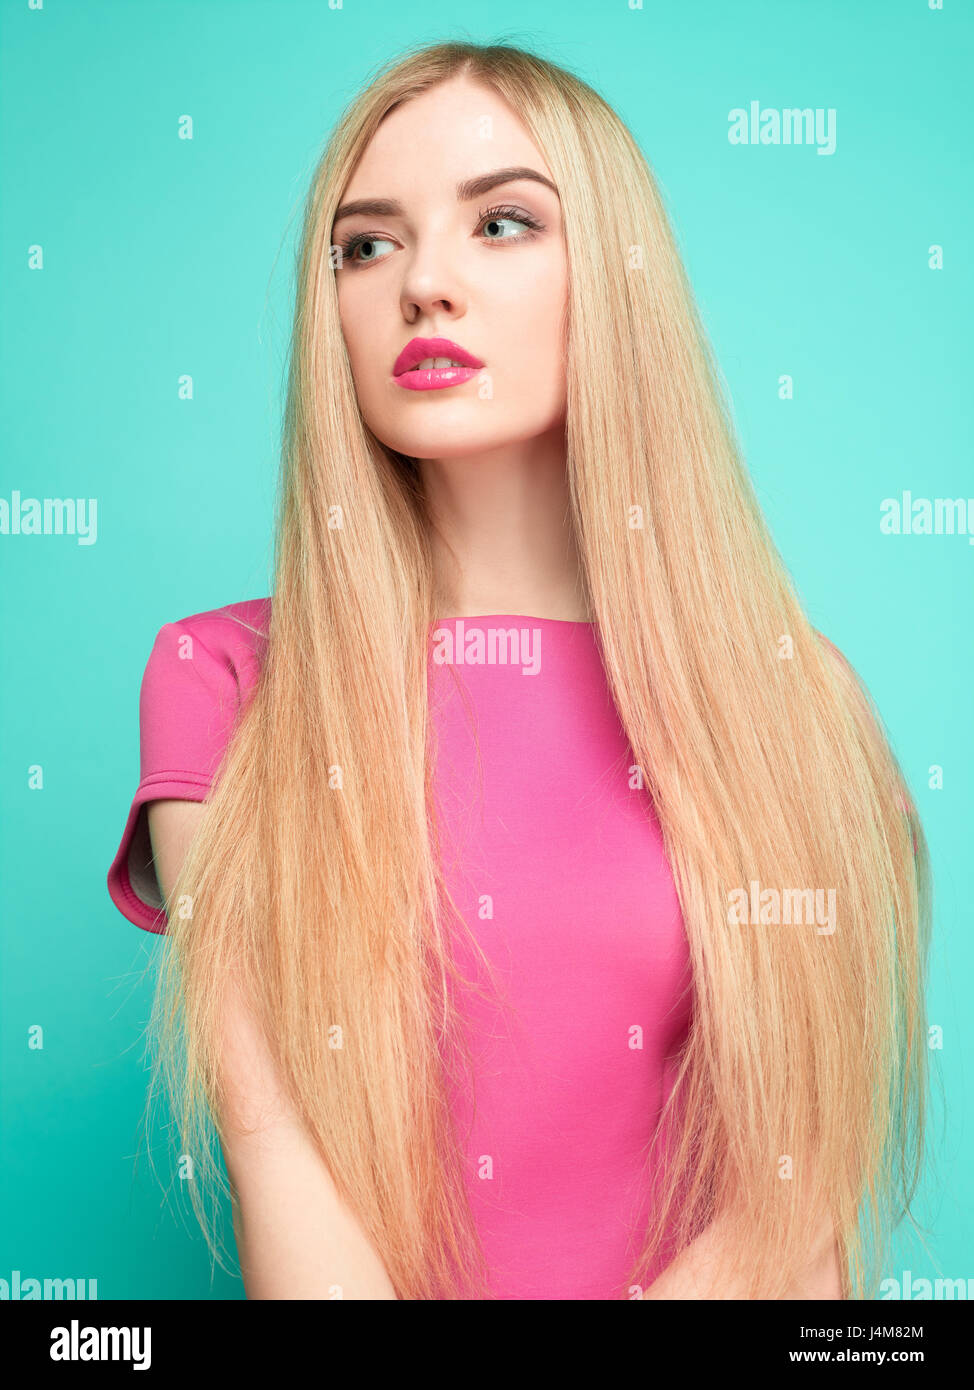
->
<box><xmin>480</xmin><ymin>215</ymin><xmax>531</xmax><ymax>240</ymax></box>
<box><xmin>341</xmin><ymin>235</ymin><xmax>395</xmax><ymax>266</ymax></box>
<box><xmin>337</xmin><ymin>208</ymin><xmax>542</xmax><ymax>269</ymax></box>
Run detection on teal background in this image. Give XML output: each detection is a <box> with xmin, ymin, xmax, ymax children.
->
<box><xmin>1</xmin><ymin>0</ymin><xmax>971</xmax><ymax>1299</ymax></box>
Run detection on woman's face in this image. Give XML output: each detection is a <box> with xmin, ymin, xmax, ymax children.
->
<box><xmin>332</xmin><ymin>75</ymin><xmax>568</xmax><ymax>461</ymax></box>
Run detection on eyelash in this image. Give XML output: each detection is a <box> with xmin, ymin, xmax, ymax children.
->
<box><xmin>336</xmin><ymin>204</ymin><xmax>547</xmax><ymax>266</ymax></box>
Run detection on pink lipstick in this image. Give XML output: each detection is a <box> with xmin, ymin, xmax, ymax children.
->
<box><xmin>392</xmin><ymin>336</ymin><xmax>485</xmax><ymax>392</ymax></box>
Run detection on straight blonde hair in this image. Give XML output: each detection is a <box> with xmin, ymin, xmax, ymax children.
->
<box><xmin>144</xmin><ymin>39</ymin><xmax>932</xmax><ymax>1300</ymax></box>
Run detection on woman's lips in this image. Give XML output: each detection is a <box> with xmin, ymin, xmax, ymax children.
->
<box><xmin>392</xmin><ymin>335</ymin><xmax>484</xmax><ymax>392</ymax></box>
<box><xmin>395</xmin><ymin>364</ymin><xmax>482</xmax><ymax>392</ymax></box>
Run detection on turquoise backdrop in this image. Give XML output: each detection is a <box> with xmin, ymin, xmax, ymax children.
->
<box><xmin>1</xmin><ymin>0</ymin><xmax>970</xmax><ymax>1299</ymax></box>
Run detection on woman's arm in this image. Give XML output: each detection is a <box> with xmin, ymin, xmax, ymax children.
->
<box><xmin>147</xmin><ymin>798</ymin><xmax>399</xmax><ymax>1300</ymax></box>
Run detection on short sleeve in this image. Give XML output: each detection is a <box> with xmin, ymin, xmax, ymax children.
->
<box><xmin>106</xmin><ymin>616</ymin><xmax>252</xmax><ymax>933</ymax></box>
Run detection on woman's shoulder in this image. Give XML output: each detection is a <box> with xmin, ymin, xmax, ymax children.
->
<box><xmin>164</xmin><ymin>595</ymin><xmax>272</xmax><ymax>654</ymax></box>
<box><xmin>140</xmin><ymin>596</ymin><xmax>272</xmax><ymax>720</ymax></box>
<box><xmin>108</xmin><ymin>598</ymin><xmax>273</xmax><ymax>933</ymax></box>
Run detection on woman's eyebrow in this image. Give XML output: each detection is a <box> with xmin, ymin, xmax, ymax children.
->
<box><xmin>333</xmin><ymin>166</ymin><xmax>559</xmax><ymax>225</ymax></box>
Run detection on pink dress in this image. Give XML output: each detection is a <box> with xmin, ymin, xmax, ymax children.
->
<box><xmin>107</xmin><ymin>598</ymin><xmax>694</xmax><ymax>1299</ymax></box>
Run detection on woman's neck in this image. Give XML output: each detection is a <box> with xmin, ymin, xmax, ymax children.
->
<box><xmin>418</xmin><ymin>427</ymin><xmax>591</xmax><ymax>623</ymax></box>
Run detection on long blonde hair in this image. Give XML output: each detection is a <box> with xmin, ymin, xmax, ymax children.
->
<box><xmin>145</xmin><ymin>39</ymin><xmax>931</xmax><ymax>1300</ymax></box>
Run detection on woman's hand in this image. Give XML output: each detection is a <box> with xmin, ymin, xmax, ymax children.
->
<box><xmin>641</xmin><ymin>1209</ymin><xmax>843</xmax><ymax>1300</ymax></box>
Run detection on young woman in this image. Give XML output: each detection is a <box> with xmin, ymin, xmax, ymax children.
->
<box><xmin>107</xmin><ymin>40</ymin><xmax>931</xmax><ymax>1301</ymax></box>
